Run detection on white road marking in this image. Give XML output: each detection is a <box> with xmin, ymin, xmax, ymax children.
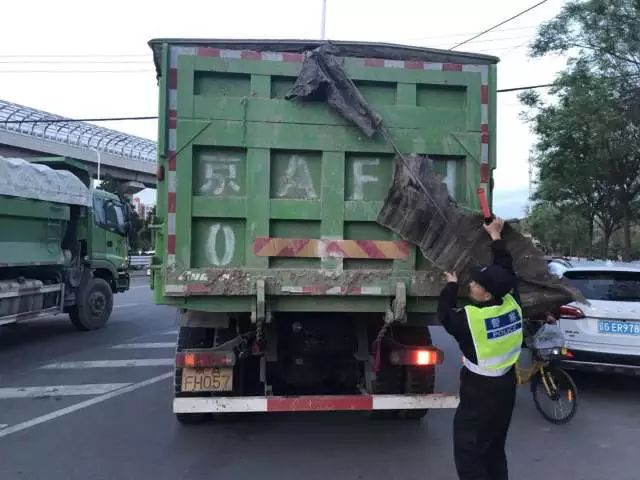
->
<box><xmin>112</xmin><ymin>342</ymin><xmax>175</xmax><ymax>349</ymax></box>
<box><xmin>41</xmin><ymin>359</ymin><xmax>173</xmax><ymax>369</ymax></box>
<box><xmin>161</xmin><ymin>329</ymin><xmax>178</xmax><ymax>335</ymax></box>
<box><xmin>0</xmin><ymin>424</ymin><xmax>8</xmax><ymax>429</ymax></box>
<box><xmin>114</xmin><ymin>303</ymin><xmax>138</xmax><ymax>309</ymax></box>
<box><xmin>0</xmin><ymin>373</ymin><xmax>172</xmax><ymax>439</ymax></box>
<box><xmin>0</xmin><ymin>383</ymin><xmax>131</xmax><ymax>399</ymax></box>
<box><xmin>130</xmin><ymin>285</ymin><xmax>150</xmax><ymax>290</ymax></box>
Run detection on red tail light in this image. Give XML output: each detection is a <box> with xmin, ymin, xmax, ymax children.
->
<box><xmin>390</xmin><ymin>347</ymin><xmax>443</xmax><ymax>366</ymax></box>
<box><xmin>176</xmin><ymin>351</ymin><xmax>235</xmax><ymax>368</ymax></box>
<box><xmin>559</xmin><ymin>305</ymin><xmax>585</xmax><ymax>319</ymax></box>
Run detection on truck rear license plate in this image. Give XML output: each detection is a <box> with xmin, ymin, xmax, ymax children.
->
<box><xmin>181</xmin><ymin>367</ymin><xmax>233</xmax><ymax>392</ymax></box>
<box><xmin>598</xmin><ymin>320</ymin><xmax>640</xmax><ymax>336</ymax></box>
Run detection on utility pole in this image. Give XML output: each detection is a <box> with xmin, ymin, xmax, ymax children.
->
<box><xmin>321</xmin><ymin>0</ymin><xmax>327</xmax><ymax>40</ymax></box>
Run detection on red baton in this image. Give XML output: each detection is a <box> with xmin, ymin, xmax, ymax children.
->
<box><xmin>477</xmin><ymin>187</ymin><xmax>493</xmax><ymax>224</ymax></box>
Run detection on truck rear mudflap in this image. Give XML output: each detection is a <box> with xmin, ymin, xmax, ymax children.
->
<box><xmin>174</xmin><ymin>394</ymin><xmax>459</xmax><ymax>414</ymax></box>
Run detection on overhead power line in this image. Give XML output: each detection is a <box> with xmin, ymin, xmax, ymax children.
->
<box><xmin>409</xmin><ymin>24</ymin><xmax>538</xmax><ymax>41</ymax></box>
<box><xmin>497</xmin><ymin>83</ymin><xmax>553</xmax><ymax>92</ymax></box>
<box><xmin>430</xmin><ymin>35</ymin><xmax>531</xmax><ymax>50</ymax></box>
<box><xmin>1</xmin><ymin>84</ymin><xmax>556</xmax><ymax>125</ymax></box>
<box><xmin>450</xmin><ymin>0</ymin><xmax>549</xmax><ymax>50</ymax></box>
<box><xmin>2</xmin><ymin>116</ymin><xmax>158</xmax><ymax>124</ymax></box>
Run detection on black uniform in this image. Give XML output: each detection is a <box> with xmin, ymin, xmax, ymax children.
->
<box><xmin>438</xmin><ymin>240</ymin><xmax>520</xmax><ymax>480</ymax></box>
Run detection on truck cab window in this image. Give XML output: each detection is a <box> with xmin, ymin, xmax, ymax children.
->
<box><xmin>94</xmin><ymin>197</ymin><xmax>127</xmax><ymax>236</ymax></box>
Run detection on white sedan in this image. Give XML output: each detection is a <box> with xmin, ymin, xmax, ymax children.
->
<box><xmin>558</xmin><ymin>265</ymin><xmax>640</xmax><ymax>375</ymax></box>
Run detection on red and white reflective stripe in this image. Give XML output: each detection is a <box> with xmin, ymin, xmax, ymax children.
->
<box><xmin>192</xmin><ymin>47</ymin><xmax>306</xmax><ymax>63</ymax></box>
<box><xmin>281</xmin><ymin>286</ymin><xmax>383</xmax><ymax>295</ymax></box>
<box><xmin>461</xmin><ymin>65</ymin><xmax>490</xmax><ymax>186</ymax></box>
<box><xmin>163</xmin><ymin>283</ymin><xmax>384</xmax><ymax>296</ymax></box>
<box><xmin>174</xmin><ymin>394</ymin><xmax>459</xmax><ymax>413</ymax></box>
<box><xmin>164</xmin><ymin>284</ymin><xmax>185</xmax><ymax>295</ymax></box>
<box><xmin>165</xmin><ymin>48</ymin><xmax>197</xmax><ymax>267</ymax></box>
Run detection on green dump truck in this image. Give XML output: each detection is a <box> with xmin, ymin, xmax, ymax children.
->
<box><xmin>149</xmin><ymin>39</ymin><xmax>498</xmax><ymax>423</ymax></box>
<box><xmin>0</xmin><ymin>156</ymin><xmax>130</xmax><ymax>330</ymax></box>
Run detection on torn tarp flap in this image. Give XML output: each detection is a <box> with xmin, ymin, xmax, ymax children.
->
<box><xmin>285</xmin><ymin>44</ymin><xmax>581</xmax><ymax>317</ymax></box>
<box><xmin>377</xmin><ymin>155</ymin><xmax>585</xmax><ymax>317</ymax></box>
<box><xmin>285</xmin><ymin>44</ymin><xmax>383</xmax><ymax>138</ymax></box>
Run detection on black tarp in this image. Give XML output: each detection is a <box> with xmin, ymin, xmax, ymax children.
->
<box><xmin>286</xmin><ymin>44</ymin><xmax>583</xmax><ymax>317</ymax></box>
<box><xmin>285</xmin><ymin>44</ymin><xmax>383</xmax><ymax>137</ymax></box>
<box><xmin>376</xmin><ymin>156</ymin><xmax>583</xmax><ymax>316</ymax></box>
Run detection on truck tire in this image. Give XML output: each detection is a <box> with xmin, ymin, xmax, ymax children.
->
<box><xmin>371</xmin><ymin>326</ymin><xmax>435</xmax><ymax>420</ymax></box>
<box><xmin>370</xmin><ymin>363</ymin><xmax>404</xmax><ymax>419</ymax></box>
<box><xmin>396</xmin><ymin>326</ymin><xmax>435</xmax><ymax>420</ymax></box>
<box><xmin>68</xmin><ymin>278</ymin><xmax>113</xmax><ymax>331</ymax></box>
<box><xmin>396</xmin><ymin>366</ymin><xmax>435</xmax><ymax>420</ymax></box>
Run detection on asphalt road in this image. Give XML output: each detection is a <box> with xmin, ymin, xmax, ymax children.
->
<box><xmin>1</xmin><ymin>277</ymin><xmax>639</xmax><ymax>480</ymax></box>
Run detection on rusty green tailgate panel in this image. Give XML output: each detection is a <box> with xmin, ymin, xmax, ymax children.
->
<box><xmin>150</xmin><ymin>40</ymin><xmax>498</xmax><ymax>314</ymax></box>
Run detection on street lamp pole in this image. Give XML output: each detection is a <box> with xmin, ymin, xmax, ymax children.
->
<box><xmin>321</xmin><ymin>0</ymin><xmax>327</xmax><ymax>40</ymax></box>
<box><xmin>90</xmin><ymin>147</ymin><xmax>102</xmax><ymax>185</ymax></box>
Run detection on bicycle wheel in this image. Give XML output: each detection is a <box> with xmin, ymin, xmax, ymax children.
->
<box><xmin>531</xmin><ymin>366</ymin><xmax>578</xmax><ymax>425</ymax></box>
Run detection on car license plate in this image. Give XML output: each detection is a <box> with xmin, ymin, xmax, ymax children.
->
<box><xmin>181</xmin><ymin>367</ymin><xmax>233</xmax><ymax>392</ymax></box>
<box><xmin>598</xmin><ymin>320</ymin><xmax>640</xmax><ymax>336</ymax></box>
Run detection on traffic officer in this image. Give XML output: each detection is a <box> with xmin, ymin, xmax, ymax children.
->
<box><xmin>438</xmin><ymin>218</ymin><xmax>522</xmax><ymax>480</ymax></box>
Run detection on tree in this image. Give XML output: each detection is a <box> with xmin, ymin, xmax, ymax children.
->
<box><xmin>524</xmin><ymin>0</ymin><xmax>640</xmax><ymax>259</ymax></box>
<box><xmin>520</xmin><ymin>66</ymin><xmax>621</xmax><ymax>257</ymax></box>
<box><xmin>97</xmin><ymin>174</ymin><xmax>127</xmax><ymax>199</ymax></box>
<box><xmin>530</xmin><ymin>0</ymin><xmax>640</xmax><ymax>76</ymax></box>
<box><xmin>524</xmin><ymin>202</ymin><xmax>590</xmax><ymax>256</ymax></box>
<box><xmin>138</xmin><ymin>206</ymin><xmax>156</xmax><ymax>253</ymax></box>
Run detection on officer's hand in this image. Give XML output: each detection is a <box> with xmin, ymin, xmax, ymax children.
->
<box><xmin>444</xmin><ymin>271</ymin><xmax>458</xmax><ymax>283</ymax></box>
<box><xmin>483</xmin><ymin>217</ymin><xmax>504</xmax><ymax>240</ymax></box>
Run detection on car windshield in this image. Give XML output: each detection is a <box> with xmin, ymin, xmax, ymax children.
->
<box><xmin>564</xmin><ymin>270</ymin><xmax>640</xmax><ymax>302</ymax></box>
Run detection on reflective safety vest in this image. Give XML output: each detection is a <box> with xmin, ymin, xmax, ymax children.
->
<box><xmin>463</xmin><ymin>293</ymin><xmax>523</xmax><ymax>377</ymax></box>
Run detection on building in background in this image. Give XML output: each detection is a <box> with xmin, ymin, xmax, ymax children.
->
<box><xmin>132</xmin><ymin>196</ymin><xmax>153</xmax><ymax>218</ymax></box>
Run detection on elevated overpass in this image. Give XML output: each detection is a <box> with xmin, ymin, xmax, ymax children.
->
<box><xmin>0</xmin><ymin>99</ymin><xmax>157</xmax><ymax>189</ymax></box>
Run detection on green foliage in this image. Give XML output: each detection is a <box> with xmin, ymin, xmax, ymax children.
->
<box><xmin>127</xmin><ymin>205</ymin><xmax>155</xmax><ymax>254</ymax></box>
<box><xmin>522</xmin><ymin>0</ymin><xmax>640</xmax><ymax>260</ymax></box>
<box><xmin>530</xmin><ymin>0</ymin><xmax>640</xmax><ymax>76</ymax></box>
<box><xmin>524</xmin><ymin>203</ymin><xmax>591</xmax><ymax>257</ymax></box>
<box><xmin>96</xmin><ymin>175</ymin><xmax>127</xmax><ymax>199</ymax></box>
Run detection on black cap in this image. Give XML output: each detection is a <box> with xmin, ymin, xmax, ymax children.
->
<box><xmin>470</xmin><ymin>265</ymin><xmax>516</xmax><ymax>299</ymax></box>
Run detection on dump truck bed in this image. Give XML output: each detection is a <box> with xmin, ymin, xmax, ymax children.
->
<box><xmin>149</xmin><ymin>39</ymin><xmax>498</xmax><ymax>317</ymax></box>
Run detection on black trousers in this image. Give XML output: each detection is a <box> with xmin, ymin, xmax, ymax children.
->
<box><xmin>453</xmin><ymin>366</ymin><xmax>516</xmax><ymax>480</ymax></box>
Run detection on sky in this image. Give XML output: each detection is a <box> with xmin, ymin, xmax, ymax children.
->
<box><xmin>0</xmin><ymin>0</ymin><xmax>568</xmax><ymax>218</ymax></box>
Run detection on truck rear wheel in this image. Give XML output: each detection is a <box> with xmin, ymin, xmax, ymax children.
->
<box><xmin>371</xmin><ymin>326</ymin><xmax>435</xmax><ymax>420</ymax></box>
<box><xmin>69</xmin><ymin>278</ymin><xmax>113</xmax><ymax>331</ymax></box>
<box><xmin>396</xmin><ymin>326</ymin><xmax>435</xmax><ymax>420</ymax></box>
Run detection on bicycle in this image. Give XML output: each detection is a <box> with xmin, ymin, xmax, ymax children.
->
<box><xmin>515</xmin><ymin>345</ymin><xmax>578</xmax><ymax>425</ymax></box>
